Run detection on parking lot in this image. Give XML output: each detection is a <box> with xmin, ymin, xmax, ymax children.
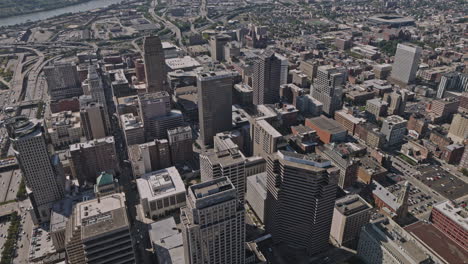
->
<box><xmin>387</xmin><ymin>181</ymin><xmax>439</xmax><ymax>219</ymax></box>
<box><xmin>0</xmin><ymin>169</ymin><xmax>22</xmax><ymax>202</ymax></box>
<box><xmin>29</xmin><ymin>224</ymin><xmax>54</xmax><ymax>262</ymax></box>
<box><xmin>415</xmin><ymin>166</ymin><xmax>468</xmax><ymax>200</ymax></box>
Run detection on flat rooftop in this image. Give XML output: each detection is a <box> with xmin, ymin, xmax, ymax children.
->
<box><xmin>149</xmin><ymin>217</ymin><xmax>185</xmax><ymax>264</ymax></box>
<box><xmin>405</xmin><ymin>221</ymin><xmax>468</xmax><ymax>264</ymax></box>
<box><xmin>69</xmin><ymin>136</ymin><xmax>114</xmax><ymax>151</ymax></box>
<box><xmin>136</xmin><ymin>167</ymin><xmax>185</xmax><ymax>201</ymax></box>
<box><xmin>307</xmin><ymin>116</ymin><xmax>347</xmax><ymax>134</ymax></box>
<box><xmin>433</xmin><ymin>201</ymin><xmax>468</xmax><ymax>230</ymax></box>
<box><xmin>190</xmin><ymin>177</ymin><xmax>234</xmax><ymax>199</ymax></box>
<box><xmin>76</xmin><ymin>193</ymin><xmax>129</xmax><ymax>240</ymax></box>
<box><xmin>278</xmin><ymin>151</ymin><xmax>332</xmax><ymax>170</ymax></box>
<box><xmin>365</xmin><ymin>220</ymin><xmax>429</xmax><ymax>264</ymax></box>
<box><xmin>166</xmin><ymin>56</ymin><xmax>201</xmax><ymax>70</ymax></box>
<box><xmin>335</xmin><ymin>195</ymin><xmax>371</xmax><ymax>216</ymax></box>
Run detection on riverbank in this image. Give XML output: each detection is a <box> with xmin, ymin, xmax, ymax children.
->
<box><xmin>0</xmin><ymin>0</ymin><xmax>93</xmax><ymax>19</ymax></box>
<box><xmin>0</xmin><ymin>0</ymin><xmax>125</xmax><ymax>27</ymax></box>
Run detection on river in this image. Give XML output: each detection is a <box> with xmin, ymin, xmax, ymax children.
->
<box><xmin>0</xmin><ymin>0</ymin><xmax>124</xmax><ymax>27</ymax></box>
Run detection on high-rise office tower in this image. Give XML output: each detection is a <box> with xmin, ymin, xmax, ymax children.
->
<box><xmin>180</xmin><ymin>177</ymin><xmax>245</xmax><ymax>264</ymax></box>
<box><xmin>80</xmin><ymin>101</ymin><xmax>109</xmax><ymax>140</ymax></box>
<box><xmin>167</xmin><ymin>126</ymin><xmax>193</xmax><ymax>165</ymax></box>
<box><xmin>265</xmin><ymin>151</ymin><xmax>338</xmax><ymax>255</ymax></box>
<box><xmin>138</xmin><ymin>91</ymin><xmax>184</xmax><ymax>140</ymax></box>
<box><xmin>198</xmin><ymin>71</ymin><xmax>236</xmax><ymax>146</ymax></box>
<box><xmin>200</xmin><ymin>132</ymin><xmax>246</xmax><ymax>203</ymax></box>
<box><xmin>143</xmin><ymin>35</ymin><xmax>167</xmax><ymax>93</ymax></box>
<box><xmin>82</xmin><ymin>65</ymin><xmax>111</xmax><ymax>130</ymax></box>
<box><xmin>390</xmin><ymin>44</ymin><xmax>422</xmax><ymax>86</ymax></box>
<box><xmin>311</xmin><ymin>65</ymin><xmax>347</xmax><ymax>116</ymax></box>
<box><xmin>436</xmin><ymin>72</ymin><xmax>468</xmax><ymax>98</ymax></box>
<box><xmin>275</xmin><ymin>53</ymin><xmax>289</xmax><ymax>85</ymax></box>
<box><xmin>252</xmin><ymin>50</ymin><xmax>282</xmax><ymax>105</ymax></box>
<box><xmin>69</xmin><ymin>136</ymin><xmax>120</xmax><ymax>185</ymax></box>
<box><xmin>44</xmin><ymin>62</ymin><xmax>82</xmax><ymax>101</ymax></box>
<box><xmin>6</xmin><ymin>117</ymin><xmax>65</xmax><ymax>223</ymax></box>
<box><xmin>330</xmin><ymin>194</ymin><xmax>372</xmax><ymax>248</ymax></box>
<box><xmin>209</xmin><ymin>34</ymin><xmax>231</xmax><ymax>61</ymax></box>
<box><xmin>65</xmin><ymin>193</ymin><xmax>136</xmax><ymax>264</ymax></box>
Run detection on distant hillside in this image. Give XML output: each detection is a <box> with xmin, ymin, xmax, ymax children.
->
<box><xmin>0</xmin><ymin>0</ymin><xmax>91</xmax><ymax>18</ymax></box>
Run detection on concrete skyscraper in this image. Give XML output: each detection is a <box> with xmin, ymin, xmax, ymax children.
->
<box><xmin>143</xmin><ymin>35</ymin><xmax>167</xmax><ymax>93</ymax></box>
<box><xmin>390</xmin><ymin>44</ymin><xmax>422</xmax><ymax>86</ymax></box>
<box><xmin>138</xmin><ymin>91</ymin><xmax>184</xmax><ymax>140</ymax></box>
<box><xmin>252</xmin><ymin>50</ymin><xmax>282</xmax><ymax>105</ymax></box>
<box><xmin>69</xmin><ymin>137</ymin><xmax>120</xmax><ymax>185</ymax></box>
<box><xmin>44</xmin><ymin>62</ymin><xmax>82</xmax><ymax>101</ymax></box>
<box><xmin>82</xmin><ymin>65</ymin><xmax>111</xmax><ymax>130</ymax></box>
<box><xmin>311</xmin><ymin>65</ymin><xmax>347</xmax><ymax>116</ymax></box>
<box><xmin>181</xmin><ymin>177</ymin><xmax>245</xmax><ymax>264</ymax></box>
<box><xmin>80</xmin><ymin>101</ymin><xmax>109</xmax><ymax>140</ymax></box>
<box><xmin>65</xmin><ymin>193</ymin><xmax>136</xmax><ymax>264</ymax></box>
<box><xmin>209</xmin><ymin>34</ymin><xmax>231</xmax><ymax>61</ymax></box>
<box><xmin>200</xmin><ymin>132</ymin><xmax>247</xmax><ymax>203</ymax></box>
<box><xmin>265</xmin><ymin>151</ymin><xmax>338</xmax><ymax>255</ymax></box>
<box><xmin>197</xmin><ymin>71</ymin><xmax>236</xmax><ymax>146</ymax></box>
<box><xmin>6</xmin><ymin>117</ymin><xmax>65</xmax><ymax>223</ymax></box>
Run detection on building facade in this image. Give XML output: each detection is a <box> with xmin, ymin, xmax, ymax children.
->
<box><xmin>265</xmin><ymin>151</ymin><xmax>338</xmax><ymax>255</ymax></box>
<box><xmin>180</xmin><ymin>177</ymin><xmax>245</xmax><ymax>264</ymax></box>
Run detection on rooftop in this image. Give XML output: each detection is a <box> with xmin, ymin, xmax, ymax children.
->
<box><xmin>166</xmin><ymin>56</ymin><xmax>201</xmax><ymax>70</ymax></box>
<box><xmin>136</xmin><ymin>167</ymin><xmax>185</xmax><ymax>201</ymax></box>
<box><xmin>372</xmin><ymin>181</ymin><xmax>400</xmax><ymax>211</ymax></box>
<box><xmin>69</xmin><ymin>136</ymin><xmax>115</xmax><ymax>151</ymax></box>
<box><xmin>433</xmin><ymin>201</ymin><xmax>468</xmax><ymax>230</ymax></box>
<box><xmin>192</xmin><ymin>179</ymin><xmax>233</xmax><ymax>199</ymax></box>
<box><xmin>364</xmin><ymin>219</ymin><xmax>429</xmax><ymax>264</ymax></box>
<box><xmin>307</xmin><ymin>116</ymin><xmax>347</xmax><ymax>134</ymax></box>
<box><xmin>335</xmin><ymin>194</ymin><xmax>371</xmax><ymax>216</ymax></box>
<box><xmin>148</xmin><ymin>217</ymin><xmax>185</xmax><ymax>264</ymax></box>
<box><xmin>75</xmin><ymin>193</ymin><xmax>129</xmax><ymax>240</ymax></box>
<box><xmin>278</xmin><ymin>151</ymin><xmax>332</xmax><ymax>170</ymax></box>
<box><xmin>405</xmin><ymin>221</ymin><xmax>468</xmax><ymax>264</ymax></box>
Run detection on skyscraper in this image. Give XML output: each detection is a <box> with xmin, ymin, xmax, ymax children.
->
<box><xmin>311</xmin><ymin>65</ymin><xmax>347</xmax><ymax>116</ymax></box>
<box><xmin>436</xmin><ymin>72</ymin><xmax>468</xmax><ymax>98</ymax></box>
<box><xmin>209</xmin><ymin>34</ymin><xmax>231</xmax><ymax>61</ymax></box>
<box><xmin>181</xmin><ymin>177</ymin><xmax>245</xmax><ymax>264</ymax></box>
<box><xmin>198</xmin><ymin>71</ymin><xmax>236</xmax><ymax>146</ymax></box>
<box><xmin>138</xmin><ymin>91</ymin><xmax>184</xmax><ymax>140</ymax></box>
<box><xmin>44</xmin><ymin>62</ymin><xmax>82</xmax><ymax>101</ymax></box>
<box><xmin>330</xmin><ymin>194</ymin><xmax>372</xmax><ymax>248</ymax></box>
<box><xmin>265</xmin><ymin>151</ymin><xmax>338</xmax><ymax>255</ymax></box>
<box><xmin>200</xmin><ymin>132</ymin><xmax>246</xmax><ymax>203</ymax></box>
<box><xmin>80</xmin><ymin>101</ymin><xmax>109</xmax><ymax>140</ymax></box>
<box><xmin>69</xmin><ymin>136</ymin><xmax>120</xmax><ymax>185</ymax></box>
<box><xmin>390</xmin><ymin>44</ymin><xmax>422</xmax><ymax>86</ymax></box>
<box><xmin>82</xmin><ymin>65</ymin><xmax>111</xmax><ymax>130</ymax></box>
<box><xmin>252</xmin><ymin>50</ymin><xmax>282</xmax><ymax>105</ymax></box>
<box><xmin>65</xmin><ymin>193</ymin><xmax>136</xmax><ymax>264</ymax></box>
<box><xmin>143</xmin><ymin>35</ymin><xmax>167</xmax><ymax>93</ymax></box>
<box><xmin>6</xmin><ymin>117</ymin><xmax>65</xmax><ymax>223</ymax></box>
<box><xmin>167</xmin><ymin>126</ymin><xmax>193</xmax><ymax>165</ymax></box>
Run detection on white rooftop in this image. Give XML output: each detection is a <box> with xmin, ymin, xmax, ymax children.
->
<box><xmin>136</xmin><ymin>167</ymin><xmax>185</xmax><ymax>201</ymax></box>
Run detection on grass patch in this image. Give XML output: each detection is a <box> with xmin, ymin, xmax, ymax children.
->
<box><xmin>36</xmin><ymin>101</ymin><xmax>45</xmax><ymax>119</ymax></box>
<box><xmin>0</xmin><ymin>200</ymin><xmax>15</xmax><ymax>206</ymax></box>
<box><xmin>399</xmin><ymin>153</ymin><xmax>417</xmax><ymax>166</ymax></box>
<box><xmin>16</xmin><ymin>179</ymin><xmax>27</xmax><ymax>200</ymax></box>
